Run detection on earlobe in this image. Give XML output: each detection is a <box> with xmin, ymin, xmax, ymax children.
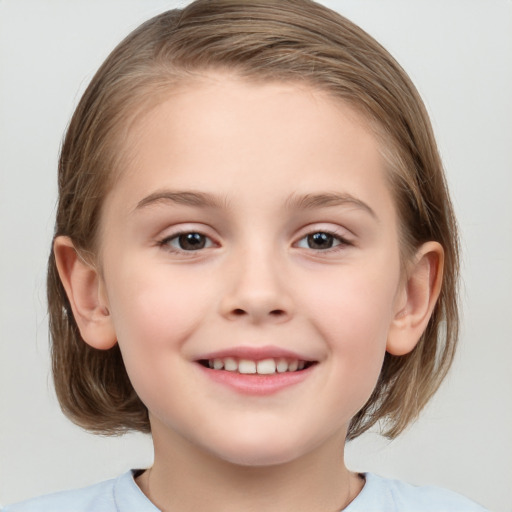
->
<box><xmin>386</xmin><ymin>241</ymin><xmax>444</xmax><ymax>356</ymax></box>
<box><xmin>53</xmin><ymin>236</ymin><xmax>117</xmax><ymax>350</ymax></box>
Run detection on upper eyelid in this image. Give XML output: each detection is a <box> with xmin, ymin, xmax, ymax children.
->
<box><xmin>158</xmin><ymin>223</ymin><xmax>217</xmax><ymax>239</ymax></box>
<box><xmin>294</xmin><ymin>231</ymin><xmax>352</xmax><ymax>247</ymax></box>
<box><xmin>294</xmin><ymin>224</ymin><xmax>354</xmax><ymax>240</ymax></box>
<box><xmin>155</xmin><ymin>223</ymin><xmax>354</xmax><ymax>244</ymax></box>
<box><xmin>160</xmin><ymin>230</ymin><xmax>216</xmax><ymax>244</ymax></box>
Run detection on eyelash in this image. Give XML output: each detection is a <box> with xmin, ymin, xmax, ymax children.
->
<box><xmin>295</xmin><ymin>230</ymin><xmax>352</xmax><ymax>252</ymax></box>
<box><xmin>158</xmin><ymin>231</ymin><xmax>216</xmax><ymax>253</ymax></box>
<box><xmin>158</xmin><ymin>229</ymin><xmax>352</xmax><ymax>254</ymax></box>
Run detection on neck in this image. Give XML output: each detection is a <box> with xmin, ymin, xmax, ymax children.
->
<box><xmin>136</xmin><ymin>424</ymin><xmax>363</xmax><ymax>512</ymax></box>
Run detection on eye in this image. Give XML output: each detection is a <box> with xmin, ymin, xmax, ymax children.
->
<box><xmin>296</xmin><ymin>231</ymin><xmax>348</xmax><ymax>250</ymax></box>
<box><xmin>161</xmin><ymin>232</ymin><xmax>214</xmax><ymax>251</ymax></box>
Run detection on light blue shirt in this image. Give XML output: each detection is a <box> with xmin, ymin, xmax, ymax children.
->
<box><xmin>2</xmin><ymin>470</ymin><xmax>488</xmax><ymax>511</ymax></box>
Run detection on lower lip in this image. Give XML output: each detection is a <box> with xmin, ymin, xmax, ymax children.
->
<box><xmin>197</xmin><ymin>364</ymin><xmax>314</xmax><ymax>396</ymax></box>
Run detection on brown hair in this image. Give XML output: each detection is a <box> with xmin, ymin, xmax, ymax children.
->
<box><xmin>48</xmin><ymin>0</ymin><xmax>459</xmax><ymax>439</ymax></box>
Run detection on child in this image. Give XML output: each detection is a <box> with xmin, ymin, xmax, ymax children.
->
<box><xmin>2</xmin><ymin>0</ymin><xmax>490</xmax><ymax>510</ymax></box>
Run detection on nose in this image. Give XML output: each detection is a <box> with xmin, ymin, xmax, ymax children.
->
<box><xmin>219</xmin><ymin>246</ymin><xmax>294</xmax><ymax>324</ymax></box>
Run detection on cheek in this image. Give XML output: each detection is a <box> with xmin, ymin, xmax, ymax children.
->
<box><xmin>298</xmin><ymin>262</ymin><xmax>399</xmax><ymax>399</ymax></box>
<box><xmin>104</xmin><ymin>261</ymin><xmax>212</xmax><ymax>357</ymax></box>
<box><xmin>102</xmin><ymin>265</ymin><xmax>209</xmax><ymax>408</ymax></box>
<box><xmin>304</xmin><ymin>262</ymin><xmax>397</xmax><ymax>341</ymax></box>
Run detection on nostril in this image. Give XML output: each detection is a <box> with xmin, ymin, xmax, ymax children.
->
<box><xmin>270</xmin><ymin>309</ymin><xmax>285</xmax><ymax>317</ymax></box>
<box><xmin>233</xmin><ymin>308</ymin><xmax>246</xmax><ymax>316</ymax></box>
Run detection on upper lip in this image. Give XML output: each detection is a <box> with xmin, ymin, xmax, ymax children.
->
<box><xmin>196</xmin><ymin>345</ymin><xmax>316</xmax><ymax>362</ymax></box>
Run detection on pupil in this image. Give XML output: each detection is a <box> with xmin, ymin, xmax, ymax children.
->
<box><xmin>179</xmin><ymin>233</ymin><xmax>205</xmax><ymax>250</ymax></box>
<box><xmin>308</xmin><ymin>232</ymin><xmax>333</xmax><ymax>249</ymax></box>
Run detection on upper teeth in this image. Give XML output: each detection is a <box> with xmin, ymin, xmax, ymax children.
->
<box><xmin>208</xmin><ymin>357</ymin><xmax>306</xmax><ymax>374</ymax></box>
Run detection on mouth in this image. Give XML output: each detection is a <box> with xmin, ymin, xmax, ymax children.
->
<box><xmin>195</xmin><ymin>346</ymin><xmax>318</xmax><ymax>395</ymax></box>
<box><xmin>198</xmin><ymin>357</ymin><xmax>316</xmax><ymax>375</ymax></box>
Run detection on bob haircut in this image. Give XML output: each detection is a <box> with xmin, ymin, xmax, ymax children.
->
<box><xmin>48</xmin><ymin>0</ymin><xmax>459</xmax><ymax>440</ymax></box>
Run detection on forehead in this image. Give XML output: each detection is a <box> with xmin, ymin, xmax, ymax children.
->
<box><xmin>105</xmin><ymin>74</ymin><xmax>395</xmax><ymax>221</ymax></box>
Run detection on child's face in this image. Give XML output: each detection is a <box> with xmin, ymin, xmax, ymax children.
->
<box><xmin>98</xmin><ymin>74</ymin><xmax>405</xmax><ymax>465</ymax></box>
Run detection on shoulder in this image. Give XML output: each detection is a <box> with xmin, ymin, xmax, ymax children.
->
<box><xmin>346</xmin><ymin>473</ymin><xmax>489</xmax><ymax>512</ymax></box>
<box><xmin>1</xmin><ymin>478</ymin><xmax>117</xmax><ymax>512</ymax></box>
<box><xmin>1</xmin><ymin>470</ymin><xmax>157</xmax><ymax>512</ymax></box>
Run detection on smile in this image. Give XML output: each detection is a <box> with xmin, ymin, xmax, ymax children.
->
<box><xmin>200</xmin><ymin>357</ymin><xmax>315</xmax><ymax>374</ymax></box>
<box><xmin>195</xmin><ymin>346</ymin><xmax>318</xmax><ymax>395</ymax></box>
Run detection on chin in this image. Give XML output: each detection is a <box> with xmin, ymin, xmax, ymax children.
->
<box><xmin>205</xmin><ymin>433</ymin><xmax>313</xmax><ymax>468</ymax></box>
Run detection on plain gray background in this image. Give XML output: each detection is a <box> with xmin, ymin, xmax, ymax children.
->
<box><xmin>1</xmin><ymin>1</ymin><xmax>511</xmax><ymax>510</ymax></box>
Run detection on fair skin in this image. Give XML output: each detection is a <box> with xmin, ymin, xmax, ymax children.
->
<box><xmin>55</xmin><ymin>74</ymin><xmax>443</xmax><ymax>512</ymax></box>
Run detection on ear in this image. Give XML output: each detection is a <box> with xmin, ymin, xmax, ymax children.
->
<box><xmin>386</xmin><ymin>241</ymin><xmax>444</xmax><ymax>356</ymax></box>
<box><xmin>53</xmin><ymin>236</ymin><xmax>117</xmax><ymax>350</ymax></box>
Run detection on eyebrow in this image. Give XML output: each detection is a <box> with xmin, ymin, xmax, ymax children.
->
<box><xmin>134</xmin><ymin>189</ymin><xmax>377</xmax><ymax>220</ymax></box>
<box><xmin>134</xmin><ymin>190</ymin><xmax>229</xmax><ymax>211</ymax></box>
<box><xmin>285</xmin><ymin>192</ymin><xmax>377</xmax><ymax>220</ymax></box>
